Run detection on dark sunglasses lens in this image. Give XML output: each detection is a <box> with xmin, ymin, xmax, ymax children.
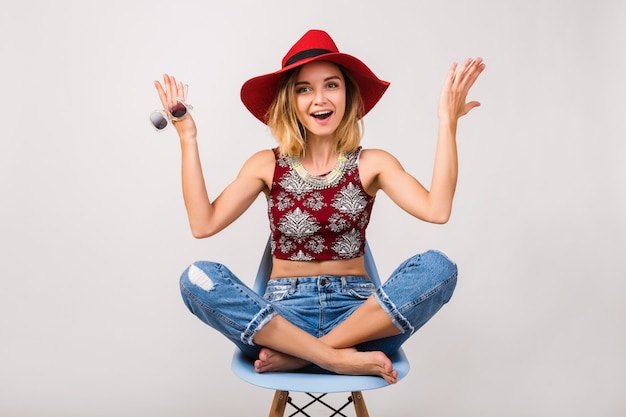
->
<box><xmin>150</xmin><ymin>113</ymin><xmax>168</xmax><ymax>130</ymax></box>
<box><xmin>170</xmin><ymin>103</ymin><xmax>187</xmax><ymax>119</ymax></box>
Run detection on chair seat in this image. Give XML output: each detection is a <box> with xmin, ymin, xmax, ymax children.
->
<box><xmin>231</xmin><ymin>348</ymin><xmax>410</xmax><ymax>393</ymax></box>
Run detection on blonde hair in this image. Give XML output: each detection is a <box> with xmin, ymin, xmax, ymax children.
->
<box><xmin>266</xmin><ymin>64</ymin><xmax>364</xmax><ymax>157</ymax></box>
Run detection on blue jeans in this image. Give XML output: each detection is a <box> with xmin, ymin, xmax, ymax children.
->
<box><xmin>179</xmin><ymin>250</ymin><xmax>457</xmax><ymax>359</ymax></box>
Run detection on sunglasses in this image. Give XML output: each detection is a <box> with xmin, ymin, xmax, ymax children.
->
<box><xmin>149</xmin><ymin>84</ymin><xmax>193</xmax><ymax>131</ymax></box>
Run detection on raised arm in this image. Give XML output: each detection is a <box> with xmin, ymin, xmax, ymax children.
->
<box><xmin>154</xmin><ymin>74</ymin><xmax>271</xmax><ymax>238</ymax></box>
<box><xmin>364</xmin><ymin>58</ymin><xmax>485</xmax><ymax>224</ymax></box>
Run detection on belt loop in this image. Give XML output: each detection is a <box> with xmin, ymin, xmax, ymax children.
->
<box><xmin>289</xmin><ymin>278</ymin><xmax>297</xmax><ymax>294</ymax></box>
<box><xmin>341</xmin><ymin>276</ymin><xmax>347</xmax><ymax>292</ymax></box>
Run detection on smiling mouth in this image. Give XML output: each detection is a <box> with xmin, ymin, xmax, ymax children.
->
<box><xmin>312</xmin><ymin>111</ymin><xmax>333</xmax><ymax>120</ymax></box>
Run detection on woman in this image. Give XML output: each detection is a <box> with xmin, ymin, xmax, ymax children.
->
<box><xmin>153</xmin><ymin>29</ymin><xmax>484</xmax><ymax>384</ymax></box>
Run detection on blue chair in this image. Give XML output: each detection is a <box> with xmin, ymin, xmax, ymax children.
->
<box><xmin>231</xmin><ymin>239</ymin><xmax>410</xmax><ymax>417</ymax></box>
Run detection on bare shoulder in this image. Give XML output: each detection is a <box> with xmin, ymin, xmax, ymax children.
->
<box><xmin>359</xmin><ymin>148</ymin><xmax>404</xmax><ymax>194</ymax></box>
<box><xmin>239</xmin><ymin>148</ymin><xmax>276</xmax><ymax>192</ymax></box>
<box><xmin>359</xmin><ymin>148</ymin><xmax>404</xmax><ymax>173</ymax></box>
<box><xmin>245</xmin><ymin>149</ymin><xmax>276</xmax><ymax>167</ymax></box>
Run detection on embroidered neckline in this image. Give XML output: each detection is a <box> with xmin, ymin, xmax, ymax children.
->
<box><xmin>289</xmin><ymin>152</ymin><xmax>348</xmax><ymax>190</ymax></box>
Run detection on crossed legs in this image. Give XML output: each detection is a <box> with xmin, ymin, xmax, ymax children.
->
<box><xmin>180</xmin><ymin>251</ymin><xmax>457</xmax><ymax>385</ymax></box>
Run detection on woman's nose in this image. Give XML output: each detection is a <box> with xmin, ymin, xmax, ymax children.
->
<box><xmin>313</xmin><ymin>89</ymin><xmax>327</xmax><ymax>104</ymax></box>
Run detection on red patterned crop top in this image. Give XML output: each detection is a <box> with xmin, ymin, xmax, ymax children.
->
<box><xmin>267</xmin><ymin>147</ymin><xmax>375</xmax><ymax>261</ymax></box>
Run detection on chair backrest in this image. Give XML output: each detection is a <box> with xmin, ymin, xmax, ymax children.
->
<box><xmin>253</xmin><ymin>239</ymin><xmax>382</xmax><ymax>295</ymax></box>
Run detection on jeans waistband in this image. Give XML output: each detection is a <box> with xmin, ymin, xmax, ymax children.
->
<box><xmin>266</xmin><ymin>275</ymin><xmax>372</xmax><ymax>292</ymax></box>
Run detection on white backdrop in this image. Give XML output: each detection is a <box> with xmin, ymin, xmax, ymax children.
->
<box><xmin>1</xmin><ymin>1</ymin><xmax>624</xmax><ymax>416</ymax></box>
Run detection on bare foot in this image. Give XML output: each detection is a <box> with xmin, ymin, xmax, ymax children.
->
<box><xmin>255</xmin><ymin>347</ymin><xmax>398</xmax><ymax>384</ymax></box>
<box><xmin>325</xmin><ymin>348</ymin><xmax>398</xmax><ymax>384</ymax></box>
<box><xmin>254</xmin><ymin>347</ymin><xmax>310</xmax><ymax>373</ymax></box>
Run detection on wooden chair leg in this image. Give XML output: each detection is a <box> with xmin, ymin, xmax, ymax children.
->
<box><xmin>268</xmin><ymin>390</ymin><xmax>289</xmax><ymax>417</ymax></box>
<box><xmin>351</xmin><ymin>391</ymin><xmax>370</xmax><ymax>417</ymax></box>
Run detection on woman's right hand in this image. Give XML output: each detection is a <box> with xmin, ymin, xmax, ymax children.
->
<box><xmin>154</xmin><ymin>73</ymin><xmax>197</xmax><ymax>140</ymax></box>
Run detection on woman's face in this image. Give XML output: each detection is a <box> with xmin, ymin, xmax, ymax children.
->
<box><xmin>294</xmin><ymin>61</ymin><xmax>346</xmax><ymax>140</ymax></box>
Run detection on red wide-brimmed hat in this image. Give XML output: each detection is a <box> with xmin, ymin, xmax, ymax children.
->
<box><xmin>240</xmin><ymin>29</ymin><xmax>390</xmax><ymax>124</ymax></box>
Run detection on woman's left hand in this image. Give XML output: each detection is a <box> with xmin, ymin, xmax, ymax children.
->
<box><xmin>154</xmin><ymin>73</ymin><xmax>197</xmax><ymax>140</ymax></box>
<box><xmin>438</xmin><ymin>57</ymin><xmax>485</xmax><ymax>123</ymax></box>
